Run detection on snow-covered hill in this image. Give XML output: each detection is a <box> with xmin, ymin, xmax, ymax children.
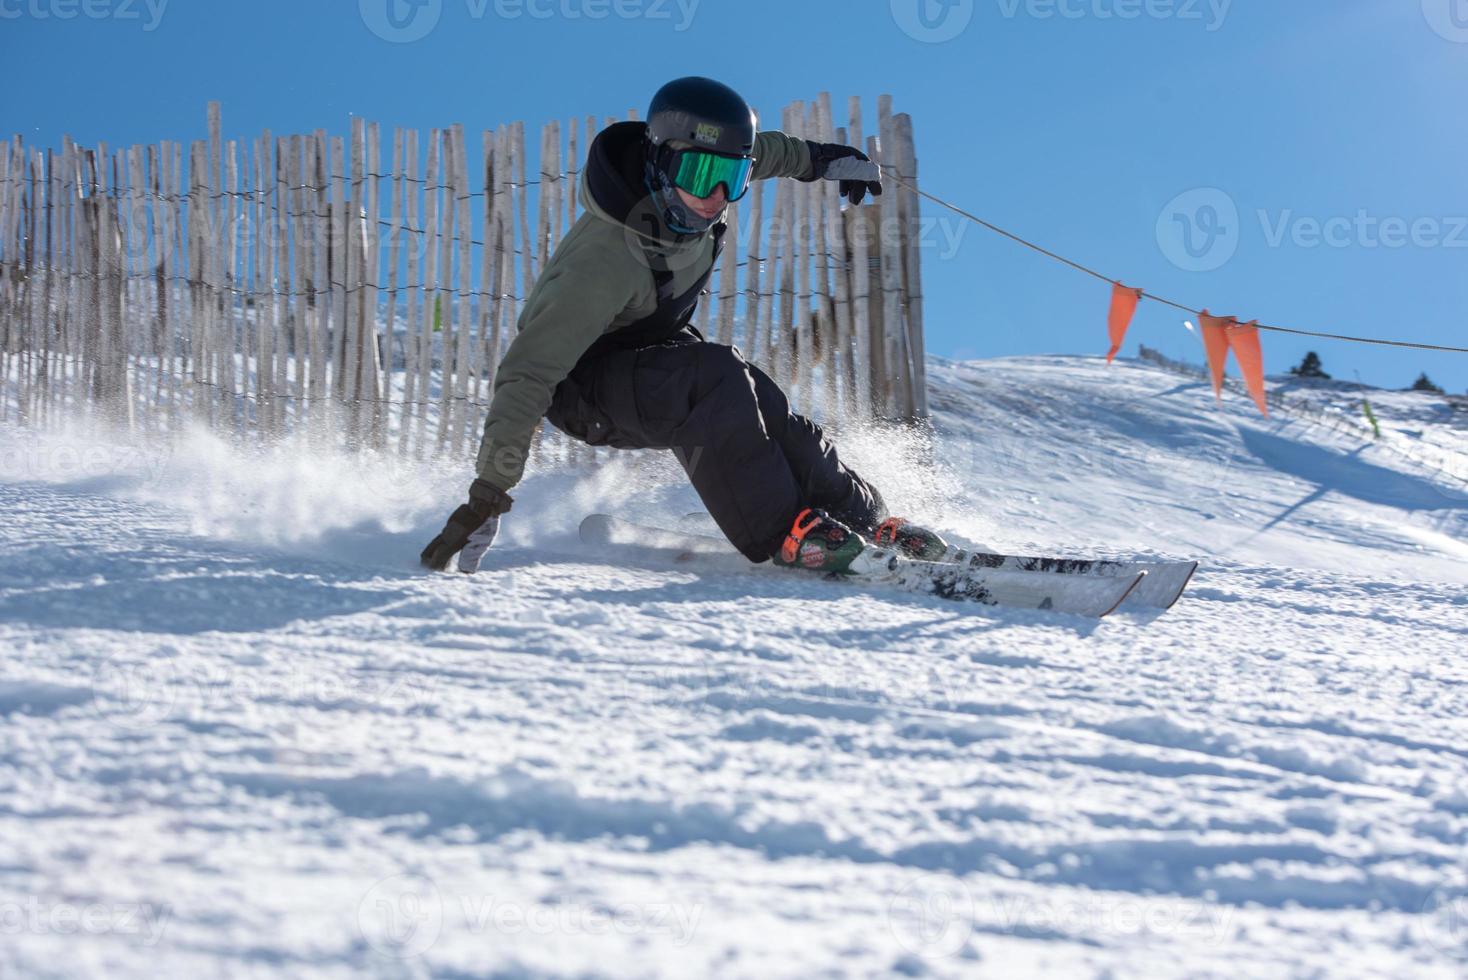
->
<box><xmin>2</xmin><ymin>354</ymin><xmax>1466</xmax><ymax>979</ymax></box>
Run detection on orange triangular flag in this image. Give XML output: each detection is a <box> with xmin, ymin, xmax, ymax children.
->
<box><xmin>1226</xmin><ymin>320</ymin><xmax>1269</xmax><ymax>417</ymax></box>
<box><xmin>1198</xmin><ymin>311</ymin><xmax>1233</xmax><ymax>401</ymax></box>
<box><xmin>1106</xmin><ymin>283</ymin><xmax>1144</xmax><ymax>364</ymax></box>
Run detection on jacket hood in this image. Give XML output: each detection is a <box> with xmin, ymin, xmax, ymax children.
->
<box><xmin>580</xmin><ymin>121</ymin><xmax>720</xmax><ymax>252</ymax></box>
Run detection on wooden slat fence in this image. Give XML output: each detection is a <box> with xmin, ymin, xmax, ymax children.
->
<box><xmin>0</xmin><ymin>98</ymin><xmax>928</xmax><ymax>460</ymax></box>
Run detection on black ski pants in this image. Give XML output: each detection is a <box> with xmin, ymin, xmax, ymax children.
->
<box><xmin>545</xmin><ymin>334</ymin><xmax>885</xmax><ymax>562</ymax></box>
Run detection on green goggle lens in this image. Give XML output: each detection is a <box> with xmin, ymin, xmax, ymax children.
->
<box><xmin>671</xmin><ymin>150</ymin><xmax>754</xmax><ymax>202</ymax></box>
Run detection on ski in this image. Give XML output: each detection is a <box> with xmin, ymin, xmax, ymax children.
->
<box><xmin>943</xmin><ymin>550</ymin><xmax>1197</xmax><ymax>610</ymax></box>
<box><xmin>674</xmin><ymin>513</ymin><xmax>1198</xmax><ymax>610</ymax></box>
<box><xmin>579</xmin><ymin>514</ymin><xmax>1145</xmax><ymax>619</ymax></box>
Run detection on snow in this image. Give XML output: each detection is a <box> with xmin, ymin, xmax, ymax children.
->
<box><xmin>2</xmin><ymin>353</ymin><xmax>1467</xmax><ymax>978</ymax></box>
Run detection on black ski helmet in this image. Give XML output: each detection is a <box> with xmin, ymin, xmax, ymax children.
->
<box><xmin>644</xmin><ymin>77</ymin><xmax>757</xmax><ymax>234</ymax></box>
<box><xmin>646</xmin><ymin>76</ymin><xmax>757</xmax><ymax>156</ymax></box>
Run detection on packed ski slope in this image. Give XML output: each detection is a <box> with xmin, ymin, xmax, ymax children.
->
<box><xmin>1</xmin><ymin>354</ymin><xmax>1466</xmax><ymax>979</ymax></box>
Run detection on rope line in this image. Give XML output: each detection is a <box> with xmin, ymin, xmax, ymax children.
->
<box><xmin>882</xmin><ymin>170</ymin><xmax>1468</xmax><ymax>355</ymax></box>
<box><xmin>12</xmin><ymin>155</ymin><xmax>1459</xmax><ymax>354</ymax></box>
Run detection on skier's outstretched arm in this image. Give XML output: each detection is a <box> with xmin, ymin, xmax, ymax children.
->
<box><xmin>420</xmin><ymin>234</ymin><xmax>638</xmax><ymax>572</ymax></box>
<box><xmin>749</xmin><ymin>130</ymin><xmax>882</xmax><ymax>205</ymax></box>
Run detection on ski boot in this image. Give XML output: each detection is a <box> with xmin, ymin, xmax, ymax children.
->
<box><xmin>872</xmin><ymin>517</ymin><xmax>950</xmax><ymax>561</ymax></box>
<box><xmin>774</xmin><ymin>508</ymin><xmax>866</xmax><ymax>573</ymax></box>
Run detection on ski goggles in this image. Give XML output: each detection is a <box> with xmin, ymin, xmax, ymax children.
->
<box><xmin>669</xmin><ymin>148</ymin><xmax>755</xmax><ymax>202</ymax></box>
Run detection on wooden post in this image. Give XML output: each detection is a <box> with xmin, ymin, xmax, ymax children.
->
<box><xmin>566</xmin><ymin>117</ymin><xmax>579</xmax><ymax>229</ymax></box>
<box><xmin>741</xmin><ymin>173</ymin><xmax>765</xmax><ymax>357</ymax></box>
<box><xmin>248</xmin><ymin>135</ymin><xmax>265</xmax><ymax>435</ymax></box>
<box><xmin>184</xmin><ymin>139</ymin><xmax>205</xmax><ymax>423</ymax></box>
<box><xmin>0</xmin><ymin>138</ymin><xmax>11</xmax><ymax>383</ymax></box>
<box><xmin>414</xmin><ymin>128</ymin><xmax>440</xmax><ymax>457</ymax></box>
<box><xmin>293</xmin><ymin>136</ymin><xmax>314</xmax><ymax>418</ymax></box>
<box><xmin>398</xmin><ymin>128</ymin><xmax>421</xmax><ymax>456</ymax></box>
<box><xmin>123</xmin><ymin>144</ymin><xmax>143</xmax><ymax>428</ymax></box>
<box><xmin>383</xmin><ymin>127</ymin><xmax>405</xmax><ymax>446</ymax></box>
<box><xmin>545</xmin><ymin>119</ymin><xmax>562</xmax><ymax>255</ymax></box>
<box><xmin>158</xmin><ymin>140</ymin><xmax>178</xmax><ymax>429</ymax></box>
<box><xmin>433</xmin><ymin>127</ymin><xmax>457</xmax><ymax>454</ymax></box>
<box><xmin>451</xmin><ymin>123</ymin><xmax>475</xmax><ymax>456</ymax></box>
<box><xmin>486</xmin><ymin>125</ymin><xmax>509</xmax><ymax>394</ymax></box>
<box><xmin>494</xmin><ymin>124</ymin><xmax>517</xmax><ymax>398</ymax></box>
<box><xmin>255</xmin><ymin>132</ymin><xmax>276</xmax><ymax>437</ymax></box>
<box><xmin>894</xmin><ymin>112</ymin><xmax>928</xmax><ymax>419</ymax></box>
<box><xmin>877</xmin><ymin>96</ymin><xmax>911</xmax><ymax>419</ymax></box>
<box><xmin>310</xmin><ymin>132</ymin><xmax>331</xmax><ymax>420</ymax></box>
<box><xmin>515</xmin><ymin>121</ymin><xmax>533</xmax><ymax>301</ymax></box>
<box><xmin>0</xmin><ymin>138</ymin><xmax>14</xmax><ymax>416</ymax></box>
<box><xmin>772</xmin><ymin>108</ymin><xmax>797</xmax><ymax>389</ymax></box>
<box><xmin>363</xmin><ymin>121</ymin><xmax>385</xmax><ymax>447</ymax></box>
<box><xmin>753</xmin><ymin>176</ymin><xmax>780</xmax><ymax>373</ymax></box>
<box><xmin>329</xmin><ymin>133</ymin><xmax>350</xmax><ymax>428</ymax></box>
<box><xmin>534</xmin><ymin>123</ymin><xmax>551</xmax><ymax>285</ymax></box>
<box><xmin>716</xmin><ymin>196</ymin><xmax>739</xmax><ymax>347</ymax></box>
<box><xmin>846</xmin><ymin>98</ymin><xmax>873</xmax><ymax>419</ymax></box>
<box><xmin>475</xmin><ymin>126</ymin><xmax>495</xmax><ymax>418</ymax></box>
<box><xmin>807</xmin><ymin>98</ymin><xmax>835</xmax><ymax>422</ymax></box>
<box><xmin>224</xmin><ymin>139</ymin><xmax>242</xmax><ymax>432</ymax></box>
<box><xmin>26</xmin><ymin>144</ymin><xmax>36</xmax><ymax>424</ymax></box>
<box><xmin>789</xmin><ymin>102</ymin><xmax>812</xmax><ymax>409</ymax></box>
<box><xmin>819</xmin><ymin>94</ymin><xmax>854</xmax><ymax>423</ymax></box>
<box><xmin>207</xmin><ymin>106</ymin><xmax>225</xmax><ymax>423</ymax></box>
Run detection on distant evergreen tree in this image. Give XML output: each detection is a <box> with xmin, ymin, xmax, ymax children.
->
<box><xmin>1288</xmin><ymin>351</ymin><xmax>1331</xmax><ymax>379</ymax></box>
<box><xmin>1411</xmin><ymin>373</ymin><xmax>1445</xmax><ymax>394</ymax></box>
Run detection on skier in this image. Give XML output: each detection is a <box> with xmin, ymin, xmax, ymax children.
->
<box><xmin>420</xmin><ymin>77</ymin><xmax>946</xmax><ymax>575</ymax></box>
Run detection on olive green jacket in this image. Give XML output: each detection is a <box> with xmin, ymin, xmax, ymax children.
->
<box><xmin>474</xmin><ymin>128</ymin><xmax>813</xmax><ymax>491</ymax></box>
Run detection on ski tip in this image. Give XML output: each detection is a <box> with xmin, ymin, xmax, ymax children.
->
<box><xmin>1100</xmin><ymin>571</ymin><xmax>1148</xmax><ymax>618</ymax></box>
<box><xmin>578</xmin><ymin>513</ymin><xmax>614</xmax><ymax>546</ymax></box>
<box><xmin>1161</xmin><ymin>562</ymin><xmax>1201</xmax><ymax>610</ymax></box>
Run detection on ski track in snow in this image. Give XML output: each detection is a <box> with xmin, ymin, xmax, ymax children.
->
<box><xmin>2</xmin><ymin>355</ymin><xmax>1467</xmax><ymax>978</ymax></box>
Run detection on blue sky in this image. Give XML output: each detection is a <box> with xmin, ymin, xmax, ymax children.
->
<box><xmin>3</xmin><ymin>0</ymin><xmax>1466</xmax><ymax>392</ymax></box>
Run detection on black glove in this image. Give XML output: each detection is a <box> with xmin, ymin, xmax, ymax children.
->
<box><xmin>420</xmin><ymin>478</ymin><xmax>514</xmax><ymax>573</ymax></box>
<box><xmin>799</xmin><ymin>141</ymin><xmax>884</xmax><ymax>206</ymax></box>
